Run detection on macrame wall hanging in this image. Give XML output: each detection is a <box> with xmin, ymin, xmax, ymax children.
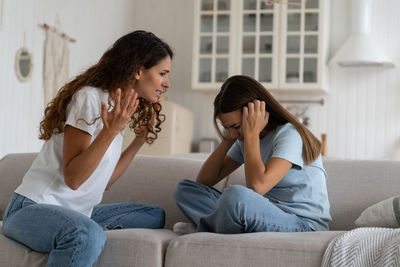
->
<box><xmin>39</xmin><ymin>19</ymin><xmax>76</xmax><ymax>106</ymax></box>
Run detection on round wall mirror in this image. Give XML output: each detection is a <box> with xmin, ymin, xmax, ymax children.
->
<box><xmin>15</xmin><ymin>47</ymin><xmax>33</xmax><ymax>82</ymax></box>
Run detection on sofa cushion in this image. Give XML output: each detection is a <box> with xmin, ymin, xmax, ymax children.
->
<box><xmin>94</xmin><ymin>229</ymin><xmax>178</xmax><ymax>267</ymax></box>
<box><xmin>164</xmin><ymin>231</ymin><xmax>343</xmax><ymax>267</ymax></box>
<box><xmin>0</xmin><ymin>153</ymin><xmax>37</xmax><ymax>219</ymax></box>
<box><xmin>0</xmin><ymin>221</ymin><xmax>49</xmax><ymax>266</ymax></box>
<box><xmin>1</xmin><ymin>221</ymin><xmax>177</xmax><ymax>267</ymax></box>
<box><xmin>355</xmin><ymin>195</ymin><xmax>400</xmax><ymax>228</ymax></box>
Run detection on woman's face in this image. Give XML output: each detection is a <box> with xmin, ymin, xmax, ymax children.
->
<box><xmin>134</xmin><ymin>56</ymin><xmax>171</xmax><ymax>103</ymax></box>
<box><xmin>218</xmin><ymin>109</ymin><xmax>244</xmax><ymax>141</ymax></box>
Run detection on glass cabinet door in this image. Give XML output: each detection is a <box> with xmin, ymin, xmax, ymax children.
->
<box><xmin>196</xmin><ymin>0</ymin><xmax>231</xmax><ymax>85</ymax></box>
<box><xmin>192</xmin><ymin>0</ymin><xmax>327</xmax><ymax>92</ymax></box>
<box><xmin>281</xmin><ymin>0</ymin><xmax>321</xmax><ymax>87</ymax></box>
<box><xmin>240</xmin><ymin>0</ymin><xmax>278</xmax><ymax>86</ymax></box>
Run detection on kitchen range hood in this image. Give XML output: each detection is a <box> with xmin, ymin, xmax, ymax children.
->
<box><xmin>329</xmin><ymin>0</ymin><xmax>395</xmax><ymax>67</ymax></box>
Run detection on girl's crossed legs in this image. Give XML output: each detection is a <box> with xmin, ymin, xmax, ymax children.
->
<box><xmin>174</xmin><ymin>179</ymin><xmax>311</xmax><ymax>234</ymax></box>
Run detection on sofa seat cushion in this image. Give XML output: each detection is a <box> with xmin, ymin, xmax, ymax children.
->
<box><xmin>165</xmin><ymin>231</ymin><xmax>344</xmax><ymax>267</ymax></box>
<box><xmin>0</xmin><ymin>221</ymin><xmax>177</xmax><ymax>267</ymax></box>
<box><xmin>0</xmin><ymin>221</ymin><xmax>49</xmax><ymax>266</ymax></box>
<box><xmin>95</xmin><ymin>229</ymin><xmax>177</xmax><ymax>267</ymax></box>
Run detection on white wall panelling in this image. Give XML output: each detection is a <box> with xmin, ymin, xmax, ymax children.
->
<box><xmin>168</xmin><ymin>0</ymin><xmax>400</xmax><ymax>160</ymax></box>
<box><xmin>0</xmin><ymin>0</ymin><xmax>137</xmax><ymax>158</ymax></box>
<box><xmin>1</xmin><ymin>0</ymin><xmax>400</xmax><ymax>160</ymax></box>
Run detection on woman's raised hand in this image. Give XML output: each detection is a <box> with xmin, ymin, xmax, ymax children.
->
<box><xmin>242</xmin><ymin>100</ymin><xmax>269</xmax><ymax>138</ymax></box>
<box><xmin>101</xmin><ymin>88</ymin><xmax>139</xmax><ymax>136</ymax></box>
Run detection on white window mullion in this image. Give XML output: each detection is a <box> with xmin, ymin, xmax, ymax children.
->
<box><xmin>255</xmin><ymin>0</ymin><xmax>260</xmax><ymax>80</ymax></box>
<box><xmin>278</xmin><ymin>2</ymin><xmax>286</xmax><ymax>87</ymax></box>
<box><xmin>192</xmin><ymin>0</ymin><xmax>200</xmax><ymax>86</ymax></box>
<box><xmin>211</xmin><ymin>0</ymin><xmax>217</xmax><ymax>83</ymax></box>
<box><xmin>230</xmin><ymin>0</ymin><xmax>240</xmax><ymax>76</ymax></box>
<box><xmin>273</xmin><ymin>2</ymin><xmax>280</xmax><ymax>88</ymax></box>
<box><xmin>237</xmin><ymin>0</ymin><xmax>244</xmax><ymax>76</ymax></box>
<box><xmin>299</xmin><ymin>0</ymin><xmax>305</xmax><ymax>83</ymax></box>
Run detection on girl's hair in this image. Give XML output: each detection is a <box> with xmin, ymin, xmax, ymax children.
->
<box><xmin>213</xmin><ymin>75</ymin><xmax>321</xmax><ymax>165</ymax></box>
<box><xmin>39</xmin><ymin>30</ymin><xmax>173</xmax><ymax>144</ymax></box>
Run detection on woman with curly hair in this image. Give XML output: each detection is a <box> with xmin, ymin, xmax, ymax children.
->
<box><xmin>2</xmin><ymin>30</ymin><xmax>173</xmax><ymax>266</ymax></box>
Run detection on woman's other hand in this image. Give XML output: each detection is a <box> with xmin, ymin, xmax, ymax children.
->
<box><xmin>242</xmin><ymin>100</ymin><xmax>269</xmax><ymax>138</ymax></box>
<box><xmin>101</xmin><ymin>88</ymin><xmax>139</xmax><ymax>136</ymax></box>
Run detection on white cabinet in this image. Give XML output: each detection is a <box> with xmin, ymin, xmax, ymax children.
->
<box><xmin>192</xmin><ymin>0</ymin><xmax>329</xmax><ymax>93</ymax></box>
<box><xmin>192</xmin><ymin>0</ymin><xmax>233</xmax><ymax>90</ymax></box>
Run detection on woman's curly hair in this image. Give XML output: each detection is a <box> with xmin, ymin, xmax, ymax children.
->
<box><xmin>39</xmin><ymin>30</ymin><xmax>173</xmax><ymax>144</ymax></box>
<box><xmin>129</xmin><ymin>97</ymin><xmax>165</xmax><ymax>144</ymax></box>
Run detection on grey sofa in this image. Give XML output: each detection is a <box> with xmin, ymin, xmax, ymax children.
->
<box><xmin>0</xmin><ymin>153</ymin><xmax>399</xmax><ymax>267</ymax></box>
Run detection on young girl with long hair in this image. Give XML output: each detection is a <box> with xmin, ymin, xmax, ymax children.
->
<box><xmin>174</xmin><ymin>75</ymin><xmax>331</xmax><ymax>234</ymax></box>
<box><xmin>2</xmin><ymin>30</ymin><xmax>173</xmax><ymax>266</ymax></box>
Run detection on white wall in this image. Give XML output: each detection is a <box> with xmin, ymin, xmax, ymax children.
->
<box><xmin>129</xmin><ymin>0</ymin><xmax>400</xmax><ymax>160</ymax></box>
<box><xmin>292</xmin><ymin>0</ymin><xmax>400</xmax><ymax>160</ymax></box>
<box><xmin>0</xmin><ymin>0</ymin><xmax>137</xmax><ymax>158</ymax></box>
<box><xmin>325</xmin><ymin>0</ymin><xmax>400</xmax><ymax>160</ymax></box>
<box><xmin>1</xmin><ymin>0</ymin><xmax>400</xmax><ymax>160</ymax></box>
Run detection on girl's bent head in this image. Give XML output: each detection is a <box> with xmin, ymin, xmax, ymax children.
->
<box><xmin>213</xmin><ymin>75</ymin><xmax>286</xmax><ymax>137</ymax></box>
<box><xmin>213</xmin><ymin>75</ymin><xmax>322</xmax><ymax>165</ymax></box>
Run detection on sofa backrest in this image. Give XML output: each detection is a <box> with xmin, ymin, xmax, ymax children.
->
<box><xmin>323</xmin><ymin>159</ymin><xmax>400</xmax><ymax>230</ymax></box>
<box><xmin>0</xmin><ymin>153</ymin><xmax>38</xmax><ymax>220</ymax></box>
<box><xmin>1</xmin><ymin>153</ymin><xmax>399</xmax><ymax>231</ymax></box>
<box><xmin>100</xmin><ymin>155</ymin><xmax>229</xmax><ymax>229</ymax></box>
<box><xmin>0</xmin><ymin>153</ymin><xmax>225</xmax><ymax>229</ymax></box>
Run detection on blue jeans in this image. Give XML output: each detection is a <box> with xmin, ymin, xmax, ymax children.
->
<box><xmin>2</xmin><ymin>192</ymin><xmax>165</xmax><ymax>267</ymax></box>
<box><xmin>174</xmin><ymin>179</ymin><xmax>311</xmax><ymax>234</ymax></box>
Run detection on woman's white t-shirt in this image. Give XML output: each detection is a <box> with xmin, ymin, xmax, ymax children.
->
<box><xmin>15</xmin><ymin>86</ymin><xmax>123</xmax><ymax>217</ymax></box>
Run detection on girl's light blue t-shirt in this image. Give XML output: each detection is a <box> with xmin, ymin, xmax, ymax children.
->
<box><xmin>227</xmin><ymin>123</ymin><xmax>331</xmax><ymax>231</ymax></box>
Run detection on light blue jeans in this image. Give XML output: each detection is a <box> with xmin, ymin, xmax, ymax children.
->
<box><xmin>174</xmin><ymin>179</ymin><xmax>312</xmax><ymax>234</ymax></box>
<box><xmin>2</xmin><ymin>192</ymin><xmax>165</xmax><ymax>267</ymax></box>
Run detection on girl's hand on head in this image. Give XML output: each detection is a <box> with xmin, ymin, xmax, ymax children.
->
<box><xmin>242</xmin><ymin>100</ymin><xmax>269</xmax><ymax>137</ymax></box>
<box><xmin>101</xmin><ymin>88</ymin><xmax>139</xmax><ymax>136</ymax></box>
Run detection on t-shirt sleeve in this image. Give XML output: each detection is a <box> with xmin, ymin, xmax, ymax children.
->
<box><xmin>64</xmin><ymin>89</ymin><xmax>101</xmax><ymax>136</ymax></box>
<box><xmin>227</xmin><ymin>140</ymin><xmax>244</xmax><ymax>164</ymax></box>
<box><xmin>271</xmin><ymin>125</ymin><xmax>304</xmax><ymax>169</ymax></box>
